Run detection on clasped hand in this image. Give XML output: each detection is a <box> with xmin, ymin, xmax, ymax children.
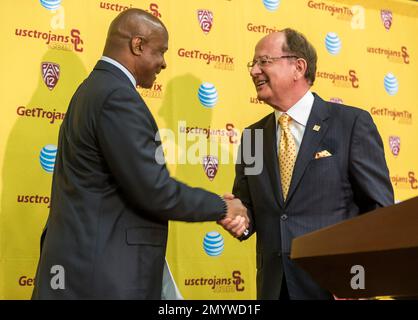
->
<box><xmin>217</xmin><ymin>193</ymin><xmax>249</xmax><ymax>238</ymax></box>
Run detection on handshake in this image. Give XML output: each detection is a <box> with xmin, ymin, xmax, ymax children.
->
<box><xmin>217</xmin><ymin>193</ymin><xmax>250</xmax><ymax>238</ymax></box>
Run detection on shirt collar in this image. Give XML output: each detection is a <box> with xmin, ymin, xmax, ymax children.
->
<box><xmin>275</xmin><ymin>90</ymin><xmax>314</xmax><ymax>127</ymax></box>
<box><xmin>100</xmin><ymin>56</ymin><xmax>137</xmax><ymax>88</ymax></box>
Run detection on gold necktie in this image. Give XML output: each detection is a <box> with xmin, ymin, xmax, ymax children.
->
<box><xmin>278</xmin><ymin>114</ymin><xmax>296</xmax><ymax>200</ymax></box>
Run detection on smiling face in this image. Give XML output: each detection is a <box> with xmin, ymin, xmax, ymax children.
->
<box><xmin>134</xmin><ymin>27</ymin><xmax>168</xmax><ymax>89</ymax></box>
<box><xmin>250</xmin><ymin>32</ymin><xmax>297</xmax><ymax>110</ymax></box>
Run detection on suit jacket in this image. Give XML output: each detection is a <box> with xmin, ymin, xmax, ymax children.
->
<box><xmin>32</xmin><ymin>60</ymin><xmax>225</xmax><ymax>299</ymax></box>
<box><xmin>233</xmin><ymin>93</ymin><xmax>394</xmax><ymax>300</ymax></box>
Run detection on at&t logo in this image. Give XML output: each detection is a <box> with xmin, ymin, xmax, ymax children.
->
<box><xmin>263</xmin><ymin>0</ymin><xmax>280</xmax><ymax>11</ymax></box>
<box><xmin>40</xmin><ymin>144</ymin><xmax>57</xmax><ymax>173</ymax></box>
<box><xmin>325</xmin><ymin>32</ymin><xmax>342</xmax><ymax>55</ymax></box>
<box><xmin>384</xmin><ymin>73</ymin><xmax>398</xmax><ymax>96</ymax></box>
<box><xmin>40</xmin><ymin>0</ymin><xmax>61</xmax><ymax>10</ymax></box>
<box><xmin>198</xmin><ymin>83</ymin><xmax>218</xmax><ymax>108</ymax></box>
<box><xmin>203</xmin><ymin>231</ymin><xmax>224</xmax><ymax>256</ymax></box>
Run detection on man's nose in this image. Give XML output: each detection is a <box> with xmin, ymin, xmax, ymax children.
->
<box><xmin>250</xmin><ymin>63</ymin><xmax>262</xmax><ymax>77</ymax></box>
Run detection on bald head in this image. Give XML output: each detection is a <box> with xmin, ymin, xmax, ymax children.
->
<box><xmin>104</xmin><ymin>9</ymin><xmax>167</xmax><ymax>55</ymax></box>
<box><xmin>102</xmin><ymin>8</ymin><xmax>169</xmax><ymax>88</ymax></box>
<box><xmin>257</xmin><ymin>31</ymin><xmax>285</xmax><ymax>50</ymax></box>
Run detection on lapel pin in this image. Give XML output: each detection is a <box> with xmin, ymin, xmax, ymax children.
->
<box><xmin>313</xmin><ymin>125</ymin><xmax>321</xmax><ymax>132</ymax></box>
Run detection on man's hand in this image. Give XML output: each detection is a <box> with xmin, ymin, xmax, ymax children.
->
<box><xmin>217</xmin><ymin>193</ymin><xmax>249</xmax><ymax>238</ymax></box>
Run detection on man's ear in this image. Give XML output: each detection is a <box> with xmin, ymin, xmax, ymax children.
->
<box><xmin>294</xmin><ymin>58</ymin><xmax>307</xmax><ymax>81</ymax></box>
<box><xmin>131</xmin><ymin>36</ymin><xmax>143</xmax><ymax>56</ymax></box>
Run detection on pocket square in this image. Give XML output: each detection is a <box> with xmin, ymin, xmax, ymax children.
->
<box><xmin>315</xmin><ymin>150</ymin><xmax>332</xmax><ymax>159</ymax></box>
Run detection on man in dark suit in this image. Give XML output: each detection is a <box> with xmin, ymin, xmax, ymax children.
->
<box><xmin>32</xmin><ymin>9</ymin><xmax>248</xmax><ymax>299</ymax></box>
<box><xmin>221</xmin><ymin>28</ymin><xmax>394</xmax><ymax>299</ymax></box>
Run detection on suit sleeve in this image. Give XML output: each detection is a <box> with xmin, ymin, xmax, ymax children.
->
<box><xmin>232</xmin><ymin>132</ymin><xmax>256</xmax><ymax>240</ymax></box>
<box><xmin>349</xmin><ymin>110</ymin><xmax>394</xmax><ymax>212</ymax></box>
<box><xmin>96</xmin><ymin>86</ymin><xmax>225</xmax><ymax>222</ymax></box>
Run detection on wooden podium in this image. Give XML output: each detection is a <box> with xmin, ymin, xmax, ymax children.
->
<box><xmin>290</xmin><ymin>196</ymin><xmax>418</xmax><ymax>299</ymax></box>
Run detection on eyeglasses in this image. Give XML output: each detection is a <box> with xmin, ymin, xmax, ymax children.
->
<box><xmin>247</xmin><ymin>55</ymin><xmax>299</xmax><ymax>72</ymax></box>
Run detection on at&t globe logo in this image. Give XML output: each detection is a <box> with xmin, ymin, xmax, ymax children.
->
<box><xmin>198</xmin><ymin>82</ymin><xmax>218</xmax><ymax>108</ymax></box>
<box><xmin>40</xmin><ymin>145</ymin><xmax>57</xmax><ymax>173</ymax></box>
<box><xmin>263</xmin><ymin>0</ymin><xmax>280</xmax><ymax>11</ymax></box>
<box><xmin>40</xmin><ymin>0</ymin><xmax>62</xmax><ymax>10</ymax></box>
<box><xmin>325</xmin><ymin>32</ymin><xmax>342</xmax><ymax>55</ymax></box>
<box><xmin>203</xmin><ymin>231</ymin><xmax>224</xmax><ymax>256</ymax></box>
<box><xmin>384</xmin><ymin>73</ymin><xmax>398</xmax><ymax>96</ymax></box>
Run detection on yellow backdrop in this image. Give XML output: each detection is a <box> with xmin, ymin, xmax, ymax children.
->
<box><xmin>0</xmin><ymin>0</ymin><xmax>417</xmax><ymax>299</ymax></box>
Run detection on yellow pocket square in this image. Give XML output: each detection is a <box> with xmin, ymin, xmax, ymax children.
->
<box><xmin>315</xmin><ymin>150</ymin><xmax>332</xmax><ymax>159</ymax></box>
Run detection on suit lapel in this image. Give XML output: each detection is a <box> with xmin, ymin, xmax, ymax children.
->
<box><xmin>263</xmin><ymin>113</ymin><xmax>284</xmax><ymax>207</ymax></box>
<box><xmin>285</xmin><ymin>95</ymin><xmax>330</xmax><ymax>203</ymax></box>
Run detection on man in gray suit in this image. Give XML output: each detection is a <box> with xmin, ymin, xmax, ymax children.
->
<box><xmin>32</xmin><ymin>9</ymin><xmax>248</xmax><ymax>299</ymax></box>
<box><xmin>221</xmin><ymin>28</ymin><xmax>394</xmax><ymax>299</ymax></box>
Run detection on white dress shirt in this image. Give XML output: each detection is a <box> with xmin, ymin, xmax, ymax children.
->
<box><xmin>275</xmin><ymin>90</ymin><xmax>314</xmax><ymax>157</ymax></box>
<box><xmin>100</xmin><ymin>56</ymin><xmax>137</xmax><ymax>88</ymax></box>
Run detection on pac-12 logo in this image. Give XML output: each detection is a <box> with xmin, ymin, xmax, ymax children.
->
<box><xmin>381</xmin><ymin>9</ymin><xmax>393</xmax><ymax>31</ymax></box>
<box><xmin>389</xmin><ymin>136</ymin><xmax>400</xmax><ymax>156</ymax></box>
<box><xmin>41</xmin><ymin>62</ymin><xmax>60</xmax><ymax>90</ymax></box>
<box><xmin>203</xmin><ymin>155</ymin><xmax>218</xmax><ymax>181</ymax></box>
<box><xmin>197</xmin><ymin>10</ymin><xmax>213</xmax><ymax>34</ymax></box>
